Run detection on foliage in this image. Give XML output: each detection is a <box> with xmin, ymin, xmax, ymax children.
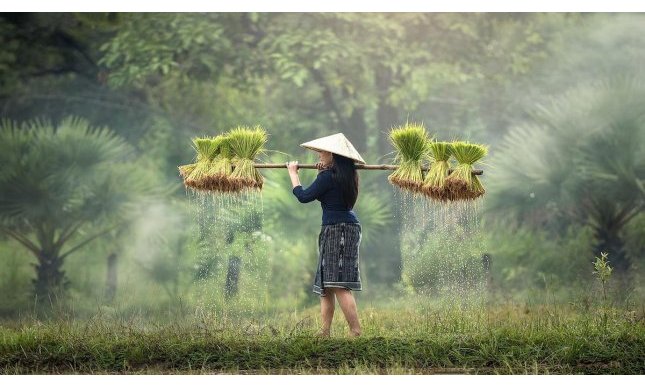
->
<box><xmin>593</xmin><ymin>252</ymin><xmax>613</xmax><ymax>286</ymax></box>
<box><xmin>481</xmin><ymin>220</ymin><xmax>596</xmax><ymax>292</ymax></box>
<box><xmin>98</xmin><ymin>14</ymin><xmax>240</xmax><ymax>88</ymax></box>
<box><xmin>486</xmin><ymin>77</ymin><xmax>645</xmax><ymax>288</ymax></box>
<box><xmin>0</xmin><ymin>242</ymin><xmax>33</xmax><ymax>315</ymax></box>
<box><xmin>593</xmin><ymin>252</ymin><xmax>613</xmax><ymax>305</ymax></box>
<box><xmin>0</xmin><ymin>116</ymin><xmax>163</xmax><ymax>299</ymax></box>
<box><xmin>127</xmin><ymin>201</ymin><xmax>193</xmax><ymax>300</ymax></box>
<box><xmin>402</xmin><ymin>222</ymin><xmax>484</xmax><ymax>296</ymax></box>
<box><xmin>2</xmin><ymin>13</ymin><xmax>645</xmax><ymax>312</ymax></box>
<box><xmin>97</xmin><ymin>13</ymin><xmax>558</xmax><ymax>156</ymax></box>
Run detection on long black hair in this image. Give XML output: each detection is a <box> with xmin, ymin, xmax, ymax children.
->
<box><xmin>330</xmin><ymin>153</ymin><xmax>359</xmax><ymax>209</ymax></box>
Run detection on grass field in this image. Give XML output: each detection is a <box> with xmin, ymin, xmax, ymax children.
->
<box><xmin>1</xmin><ymin>299</ymin><xmax>644</xmax><ymax>375</ymax></box>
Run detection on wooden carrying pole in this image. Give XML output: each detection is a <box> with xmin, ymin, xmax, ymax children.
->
<box><xmin>253</xmin><ymin>163</ymin><xmax>483</xmax><ymax>175</ymax></box>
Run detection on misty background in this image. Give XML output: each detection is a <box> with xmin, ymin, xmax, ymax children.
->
<box><xmin>0</xmin><ymin>13</ymin><xmax>643</xmax><ymax>318</ymax></box>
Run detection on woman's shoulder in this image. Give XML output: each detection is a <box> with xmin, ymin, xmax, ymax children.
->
<box><xmin>316</xmin><ymin>168</ymin><xmax>334</xmax><ymax>176</ymax></box>
<box><xmin>315</xmin><ymin>168</ymin><xmax>335</xmax><ymax>186</ymax></box>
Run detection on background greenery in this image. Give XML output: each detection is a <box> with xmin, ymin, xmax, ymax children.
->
<box><xmin>0</xmin><ymin>12</ymin><xmax>643</xmax><ymax>318</ymax></box>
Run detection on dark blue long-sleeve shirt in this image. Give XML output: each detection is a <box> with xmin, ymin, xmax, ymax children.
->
<box><xmin>292</xmin><ymin>169</ymin><xmax>360</xmax><ymax>226</ymax></box>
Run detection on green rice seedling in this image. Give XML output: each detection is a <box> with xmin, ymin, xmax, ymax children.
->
<box><xmin>387</xmin><ymin>122</ymin><xmax>431</xmax><ymax>194</ymax></box>
<box><xmin>444</xmin><ymin>141</ymin><xmax>488</xmax><ymax>200</ymax></box>
<box><xmin>178</xmin><ymin>163</ymin><xmax>197</xmax><ymax>191</ymax></box>
<box><xmin>184</xmin><ymin>136</ymin><xmax>222</xmax><ymax>191</ymax></box>
<box><xmin>420</xmin><ymin>141</ymin><xmax>453</xmax><ymax>202</ymax></box>
<box><xmin>204</xmin><ymin>134</ymin><xmax>236</xmax><ymax>192</ymax></box>
<box><xmin>227</xmin><ymin>125</ymin><xmax>268</xmax><ymax>192</ymax></box>
<box><xmin>178</xmin><ymin>163</ymin><xmax>196</xmax><ymax>180</ymax></box>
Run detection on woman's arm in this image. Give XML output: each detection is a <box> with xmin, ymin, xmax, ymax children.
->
<box><xmin>287</xmin><ymin>161</ymin><xmax>301</xmax><ymax>188</ymax></box>
<box><xmin>287</xmin><ymin>161</ymin><xmax>331</xmax><ymax>203</ymax></box>
<box><xmin>287</xmin><ymin>161</ymin><xmax>324</xmax><ymax>188</ymax></box>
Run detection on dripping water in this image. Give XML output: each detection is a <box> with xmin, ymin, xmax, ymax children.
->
<box><xmin>399</xmin><ymin>190</ymin><xmax>486</xmax><ymax>314</ymax></box>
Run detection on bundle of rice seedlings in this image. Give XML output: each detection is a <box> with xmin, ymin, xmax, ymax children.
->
<box><xmin>387</xmin><ymin>122</ymin><xmax>431</xmax><ymax>194</ymax></box>
<box><xmin>227</xmin><ymin>125</ymin><xmax>268</xmax><ymax>191</ymax></box>
<box><xmin>205</xmin><ymin>135</ymin><xmax>237</xmax><ymax>193</ymax></box>
<box><xmin>183</xmin><ymin>136</ymin><xmax>222</xmax><ymax>191</ymax></box>
<box><xmin>420</xmin><ymin>141</ymin><xmax>453</xmax><ymax>202</ymax></box>
<box><xmin>178</xmin><ymin>163</ymin><xmax>197</xmax><ymax>192</ymax></box>
<box><xmin>444</xmin><ymin>141</ymin><xmax>488</xmax><ymax>200</ymax></box>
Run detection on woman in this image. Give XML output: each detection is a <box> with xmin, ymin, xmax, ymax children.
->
<box><xmin>286</xmin><ymin>133</ymin><xmax>365</xmax><ymax>338</ymax></box>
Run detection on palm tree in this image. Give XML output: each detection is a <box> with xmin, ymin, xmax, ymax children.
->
<box><xmin>487</xmin><ymin>78</ymin><xmax>645</xmax><ymax>292</ymax></box>
<box><xmin>0</xmin><ymin>116</ymin><xmax>162</xmax><ymax>301</ymax></box>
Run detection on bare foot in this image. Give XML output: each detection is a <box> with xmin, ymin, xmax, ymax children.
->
<box><xmin>315</xmin><ymin>329</ymin><xmax>330</xmax><ymax>338</ymax></box>
<box><xmin>349</xmin><ymin>330</ymin><xmax>361</xmax><ymax>338</ymax></box>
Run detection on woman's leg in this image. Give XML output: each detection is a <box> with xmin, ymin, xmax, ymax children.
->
<box><xmin>333</xmin><ymin>288</ymin><xmax>361</xmax><ymax>336</ymax></box>
<box><xmin>319</xmin><ymin>290</ymin><xmax>336</xmax><ymax>336</ymax></box>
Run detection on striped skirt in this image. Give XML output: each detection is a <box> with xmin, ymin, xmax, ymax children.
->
<box><xmin>313</xmin><ymin>222</ymin><xmax>362</xmax><ymax>297</ymax></box>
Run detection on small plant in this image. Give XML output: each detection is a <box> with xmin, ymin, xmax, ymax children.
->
<box><xmin>387</xmin><ymin>122</ymin><xmax>431</xmax><ymax>194</ymax></box>
<box><xmin>420</xmin><ymin>141</ymin><xmax>453</xmax><ymax>202</ymax></box>
<box><xmin>444</xmin><ymin>141</ymin><xmax>487</xmax><ymax>201</ymax></box>
<box><xmin>593</xmin><ymin>251</ymin><xmax>613</xmax><ymax>306</ymax></box>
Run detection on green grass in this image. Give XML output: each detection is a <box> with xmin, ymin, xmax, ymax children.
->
<box><xmin>1</xmin><ymin>302</ymin><xmax>643</xmax><ymax>374</ymax></box>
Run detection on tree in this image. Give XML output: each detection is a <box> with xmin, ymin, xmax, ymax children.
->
<box><xmin>0</xmin><ymin>13</ymin><xmax>107</xmax><ymax>95</ymax></box>
<box><xmin>0</xmin><ymin>116</ymin><xmax>161</xmax><ymax>301</ymax></box>
<box><xmin>487</xmin><ymin>78</ymin><xmax>645</xmax><ymax>293</ymax></box>
<box><xmin>0</xmin><ymin>13</ymin><xmax>164</xmax><ymax>159</ymax></box>
<box><xmin>97</xmin><ymin>13</ymin><xmax>564</xmax><ymax>285</ymax></box>
<box><xmin>99</xmin><ymin>13</ymin><xmax>558</xmax><ymax>152</ymax></box>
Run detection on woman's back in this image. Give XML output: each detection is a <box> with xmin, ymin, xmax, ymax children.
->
<box><xmin>292</xmin><ymin>169</ymin><xmax>360</xmax><ymax>225</ymax></box>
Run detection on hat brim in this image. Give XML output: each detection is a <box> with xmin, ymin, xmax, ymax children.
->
<box><xmin>301</xmin><ymin>144</ymin><xmax>366</xmax><ymax>164</ymax></box>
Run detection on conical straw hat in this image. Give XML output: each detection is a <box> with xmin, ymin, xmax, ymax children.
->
<box><xmin>300</xmin><ymin>133</ymin><xmax>366</xmax><ymax>164</ymax></box>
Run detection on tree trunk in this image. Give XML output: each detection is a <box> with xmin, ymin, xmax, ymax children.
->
<box><xmin>105</xmin><ymin>252</ymin><xmax>118</xmax><ymax>302</ymax></box>
<box><xmin>377</xmin><ymin>101</ymin><xmax>399</xmax><ymax>156</ymax></box>
<box><xmin>376</xmin><ymin>65</ymin><xmax>400</xmax><ymax>158</ymax></box>
<box><xmin>33</xmin><ymin>252</ymin><xmax>67</xmax><ymax>302</ymax></box>
<box><xmin>374</xmin><ymin>65</ymin><xmax>403</xmax><ymax>284</ymax></box>
<box><xmin>482</xmin><ymin>253</ymin><xmax>493</xmax><ymax>295</ymax></box>
<box><xmin>346</xmin><ymin>107</ymin><xmax>368</xmax><ymax>154</ymax></box>
<box><xmin>309</xmin><ymin>67</ymin><xmax>370</xmax><ymax>154</ymax></box>
<box><xmin>225</xmin><ymin>256</ymin><xmax>242</xmax><ymax>299</ymax></box>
